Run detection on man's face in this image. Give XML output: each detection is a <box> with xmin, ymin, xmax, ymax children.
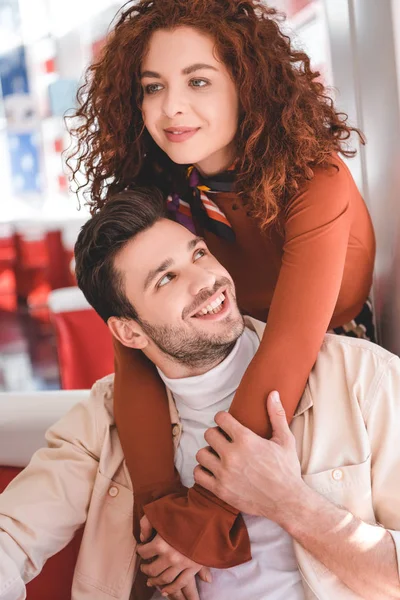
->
<box><xmin>113</xmin><ymin>219</ymin><xmax>244</xmax><ymax>370</ymax></box>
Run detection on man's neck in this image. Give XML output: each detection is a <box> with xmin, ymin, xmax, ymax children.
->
<box><xmin>153</xmin><ymin>342</ymin><xmax>236</xmax><ymax>379</ymax></box>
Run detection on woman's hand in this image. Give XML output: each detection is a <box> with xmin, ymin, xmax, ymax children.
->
<box><xmin>137</xmin><ymin>515</ymin><xmax>212</xmax><ymax>598</ymax></box>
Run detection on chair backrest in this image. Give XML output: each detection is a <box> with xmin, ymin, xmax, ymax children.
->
<box><xmin>0</xmin><ymin>390</ymin><xmax>90</xmax><ymax>600</ymax></box>
<box><xmin>0</xmin><ymin>224</ymin><xmax>16</xmax><ymax>266</ymax></box>
<box><xmin>48</xmin><ymin>287</ymin><xmax>114</xmax><ymax>389</ymax></box>
<box><xmin>45</xmin><ymin>230</ymin><xmax>71</xmax><ymax>290</ymax></box>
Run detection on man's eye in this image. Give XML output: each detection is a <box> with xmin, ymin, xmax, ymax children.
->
<box><xmin>145</xmin><ymin>83</ymin><xmax>163</xmax><ymax>95</ymax></box>
<box><xmin>194</xmin><ymin>249</ymin><xmax>206</xmax><ymax>260</ymax></box>
<box><xmin>157</xmin><ymin>273</ymin><xmax>174</xmax><ymax>288</ymax></box>
<box><xmin>190</xmin><ymin>78</ymin><xmax>209</xmax><ymax>89</ymax></box>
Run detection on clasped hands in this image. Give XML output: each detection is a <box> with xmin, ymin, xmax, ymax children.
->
<box><xmin>136</xmin><ymin>391</ymin><xmax>304</xmax><ymax>598</ymax></box>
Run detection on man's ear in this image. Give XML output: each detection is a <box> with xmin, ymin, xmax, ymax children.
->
<box><xmin>107</xmin><ymin>317</ymin><xmax>149</xmax><ymax>350</ymax></box>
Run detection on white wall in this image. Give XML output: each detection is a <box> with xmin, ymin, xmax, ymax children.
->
<box><xmin>325</xmin><ymin>0</ymin><xmax>400</xmax><ymax>353</ymax></box>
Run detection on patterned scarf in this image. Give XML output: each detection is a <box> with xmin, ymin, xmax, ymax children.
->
<box><xmin>167</xmin><ymin>165</ymin><xmax>236</xmax><ymax>241</ymax></box>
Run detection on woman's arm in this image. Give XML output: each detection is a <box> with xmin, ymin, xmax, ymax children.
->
<box><xmin>230</xmin><ymin>159</ymin><xmax>354</xmax><ymax>435</ymax></box>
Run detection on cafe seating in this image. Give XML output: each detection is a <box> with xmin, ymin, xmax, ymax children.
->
<box><xmin>48</xmin><ymin>286</ymin><xmax>114</xmax><ymax>389</ymax></box>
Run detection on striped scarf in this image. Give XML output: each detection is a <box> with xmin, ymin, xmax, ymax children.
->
<box><xmin>167</xmin><ymin>165</ymin><xmax>236</xmax><ymax>241</ymax></box>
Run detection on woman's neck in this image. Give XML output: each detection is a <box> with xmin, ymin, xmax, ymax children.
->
<box><xmin>194</xmin><ymin>143</ymin><xmax>236</xmax><ymax>177</ymax></box>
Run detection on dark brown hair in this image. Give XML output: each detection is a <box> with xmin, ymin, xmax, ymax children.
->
<box><xmin>74</xmin><ymin>188</ymin><xmax>166</xmax><ymax>322</ymax></box>
<box><xmin>67</xmin><ymin>0</ymin><xmax>364</xmax><ymax>227</ymax></box>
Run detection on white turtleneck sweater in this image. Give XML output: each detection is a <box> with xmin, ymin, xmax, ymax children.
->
<box><xmin>155</xmin><ymin>327</ymin><xmax>304</xmax><ymax>599</ymax></box>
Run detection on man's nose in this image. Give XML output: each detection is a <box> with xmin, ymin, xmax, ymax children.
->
<box><xmin>188</xmin><ymin>269</ymin><xmax>217</xmax><ymax>297</ymax></box>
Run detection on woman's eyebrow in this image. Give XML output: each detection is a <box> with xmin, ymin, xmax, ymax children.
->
<box><xmin>182</xmin><ymin>63</ymin><xmax>218</xmax><ymax>75</ymax></box>
<box><xmin>140</xmin><ymin>63</ymin><xmax>218</xmax><ymax>79</ymax></box>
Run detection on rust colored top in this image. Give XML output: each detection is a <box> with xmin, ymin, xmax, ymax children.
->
<box><xmin>113</xmin><ymin>154</ymin><xmax>375</xmax><ymax>585</ymax></box>
<box><xmin>202</xmin><ymin>154</ymin><xmax>375</xmax><ymax>435</ymax></box>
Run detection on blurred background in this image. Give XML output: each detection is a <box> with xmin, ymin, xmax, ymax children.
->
<box><xmin>0</xmin><ymin>0</ymin><xmax>399</xmax><ymax>392</ymax></box>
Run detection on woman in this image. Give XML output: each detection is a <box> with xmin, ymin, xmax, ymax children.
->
<box><xmin>68</xmin><ymin>0</ymin><xmax>375</xmax><ymax>595</ymax></box>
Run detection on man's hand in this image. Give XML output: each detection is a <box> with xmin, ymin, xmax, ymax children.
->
<box><xmin>137</xmin><ymin>515</ymin><xmax>212</xmax><ymax>598</ymax></box>
<box><xmin>194</xmin><ymin>391</ymin><xmax>305</xmax><ymax>522</ymax></box>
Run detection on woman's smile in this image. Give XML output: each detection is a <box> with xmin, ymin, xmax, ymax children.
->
<box><xmin>164</xmin><ymin>127</ymin><xmax>200</xmax><ymax>143</ymax></box>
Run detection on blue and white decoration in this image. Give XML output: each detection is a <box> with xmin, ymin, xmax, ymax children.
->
<box><xmin>8</xmin><ymin>132</ymin><xmax>42</xmax><ymax>194</ymax></box>
<box><xmin>0</xmin><ymin>46</ymin><xmax>42</xmax><ymax>194</ymax></box>
<box><xmin>0</xmin><ymin>45</ymin><xmax>29</xmax><ymax>97</ymax></box>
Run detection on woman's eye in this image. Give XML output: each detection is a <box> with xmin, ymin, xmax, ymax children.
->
<box><xmin>145</xmin><ymin>83</ymin><xmax>163</xmax><ymax>95</ymax></box>
<box><xmin>157</xmin><ymin>273</ymin><xmax>174</xmax><ymax>288</ymax></box>
<box><xmin>190</xmin><ymin>78</ymin><xmax>209</xmax><ymax>89</ymax></box>
<box><xmin>194</xmin><ymin>248</ymin><xmax>206</xmax><ymax>260</ymax></box>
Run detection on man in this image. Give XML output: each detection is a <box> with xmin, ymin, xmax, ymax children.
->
<box><xmin>0</xmin><ymin>189</ymin><xmax>399</xmax><ymax>600</ymax></box>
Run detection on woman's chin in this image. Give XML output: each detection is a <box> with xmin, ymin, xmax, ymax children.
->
<box><xmin>164</xmin><ymin>149</ymin><xmax>207</xmax><ymax>166</ymax></box>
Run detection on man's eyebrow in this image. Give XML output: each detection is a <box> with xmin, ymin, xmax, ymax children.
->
<box><xmin>188</xmin><ymin>236</ymin><xmax>205</xmax><ymax>250</ymax></box>
<box><xmin>144</xmin><ymin>258</ymin><xmax>173</xmax><ymax>291</ymax></box>
<box><xmin>140</xmin><ymin>64</ymin><xmax>218</xmax><ymax>79</ymax></box>
<box><xmin>143</xmin><ymin>237</ymin><xmax>205</xmax><ymax>291</ymax></box>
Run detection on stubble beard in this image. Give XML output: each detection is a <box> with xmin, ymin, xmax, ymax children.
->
<box><xmin>138</xmin><ymin>279</ymin><xmax>245</xmax><ymax>369</ymax></box>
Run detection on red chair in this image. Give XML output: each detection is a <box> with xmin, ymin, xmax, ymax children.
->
<box><xmin>13</xmin><ymin>227</ymin><xmax>52</xmax><ymax>322</ymax></box>
<box><xmin>45</xmin><ymin>230</ymin><xmax>71</xmax><ymax>291</ymax></box>
<box><xmin>0</xmin><ymin>226</ymin><xmax>17</xmax><ymax>312</ymax></box>
<box><xmin>48</xmin><ymin>287</ymin><xmax>114</xmax><ymax>389</ymax></box>
<box><xmin>0</xmin><ymin>390</ymin><xmax>90</xmax><ymax>599</ymax></box>
<box><xmin>62</xmin><ymin>221</ymin><xmax>87</xmax><ymax>287</ymax></box>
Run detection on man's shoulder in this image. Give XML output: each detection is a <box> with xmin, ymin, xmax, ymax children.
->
<box><xmin>92</xmin><ymin>372</ymin><xmax>115</xmax><ymax>392</ymax></box>
<box><xmin>320</xmin><ymin>333</ymin><xmax>396</xmax><ymax>364</ymax></box>
<box><xmin>89</xmin><ymin>373</ymin><xmax>116</xmax><ymax>423</ymax></box>
<box><xmin>312</xmin><ymin>334</ymin><xmax>399</xmax><ymax>406</ymax></box>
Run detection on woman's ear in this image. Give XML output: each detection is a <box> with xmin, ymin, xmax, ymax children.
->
<box><xmin>107</xmin><ymin>317</ymin><xmax>148</xmax><ymax>350</ymax></box>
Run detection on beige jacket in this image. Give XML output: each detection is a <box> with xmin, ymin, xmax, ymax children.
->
<box><xmin>1</xmin><ymin>317</ymin><xmax>400</xmax><ymax>600</ymax></box>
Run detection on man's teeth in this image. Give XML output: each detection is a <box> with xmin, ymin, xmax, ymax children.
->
<box><xmin>196</xmin><ymin>293</ymin><xmax>225</xmax><ymax>316</ymax></box>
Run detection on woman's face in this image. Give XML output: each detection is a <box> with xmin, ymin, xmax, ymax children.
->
<box><xmin>141</xmin><ymin>26</ymin><xmax>239</xmax><ymax>176</ymax></box>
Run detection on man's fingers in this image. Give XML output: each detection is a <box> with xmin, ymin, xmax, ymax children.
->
<box><xmin>137</xmin><ymin>534</ymin><xmax>166</xmax><ymax>560</ymax></box>
<box><xmin>213</xmin><ymin>411</ymin><xmax>246</xmax><ymax>441</ymax></box>
<box><xmin>147</xmin><ymin>566</ymin><xmax>181</xmax><ymax>587</ymax></box>
<box><xmin>196</xmin><ymin>447</ymin><xmax>220</xmax><ymax>475</ymax></box>
<box><xmin>160</xmin><ymin>570</ymin><xmax>200</xmax><ymax>598</ymax></box>
<box><xmin>141</xmin><ymin>556</ymin><xmax>170</xmax><ymax>577</ymax></box>
<box><xmin>193</xmin><ymin>465</ymin><xmax>217</xmax><ymax>494</ymax></box>
<box><xmin>140</xmin><ymin>514</ymin><xmax>154</xmax><ymax>543</ymax></box>
<box><xmin>267</xmin><ymin>391</ymin><xmax>292</xmax><ymax>444</ymax></box>
<box><xmin>197</xmin><ymin>566</ymin><xmax>212</xmax><ymax>584</ymax></box>
<box><xmin>203</xmin><ymin>426</ymin><xmax>230</xmax><ymax>456</ymax></box>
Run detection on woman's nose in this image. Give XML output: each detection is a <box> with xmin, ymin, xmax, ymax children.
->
<box><xmin>162</xmin><ymin>89</ymin><xmax>186</xmax><ymax>119</ymax></box>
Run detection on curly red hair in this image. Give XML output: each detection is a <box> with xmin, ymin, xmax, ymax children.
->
<box><xmin>66</xmin><ymin>0</ymin><xmax>363</xmax><ymax>226</ymax></box>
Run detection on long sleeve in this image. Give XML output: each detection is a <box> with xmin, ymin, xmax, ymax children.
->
<box><xmin>230</xmin><ymin>161</ymin><xmax>353</xmax><ymax>435</ymax></box>
<box><xmin>0</xmin><ymin>388</ymin><xmax>102</xmax><ymax>597</ymax></box>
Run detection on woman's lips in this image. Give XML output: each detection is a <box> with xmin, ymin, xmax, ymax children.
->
<box><xmin>164</xmin><ymin>128</ymin><xmax>199</xmax><ymax>143</ymax></box>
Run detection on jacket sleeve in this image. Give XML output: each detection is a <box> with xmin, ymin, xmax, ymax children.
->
<box><xmin>0</xmin><ymin>381</ymin><xmax>108</xmax><ymax>598</ymax></box>
<box><xmin>365</xmin><ymin>354</ymin><xmax>400</xmax><ymax>579</ymax></box>
<box><xmin>229</xmin><ymin>159</ymin><xmax>354</xmax><ymax>436</ymax></box>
